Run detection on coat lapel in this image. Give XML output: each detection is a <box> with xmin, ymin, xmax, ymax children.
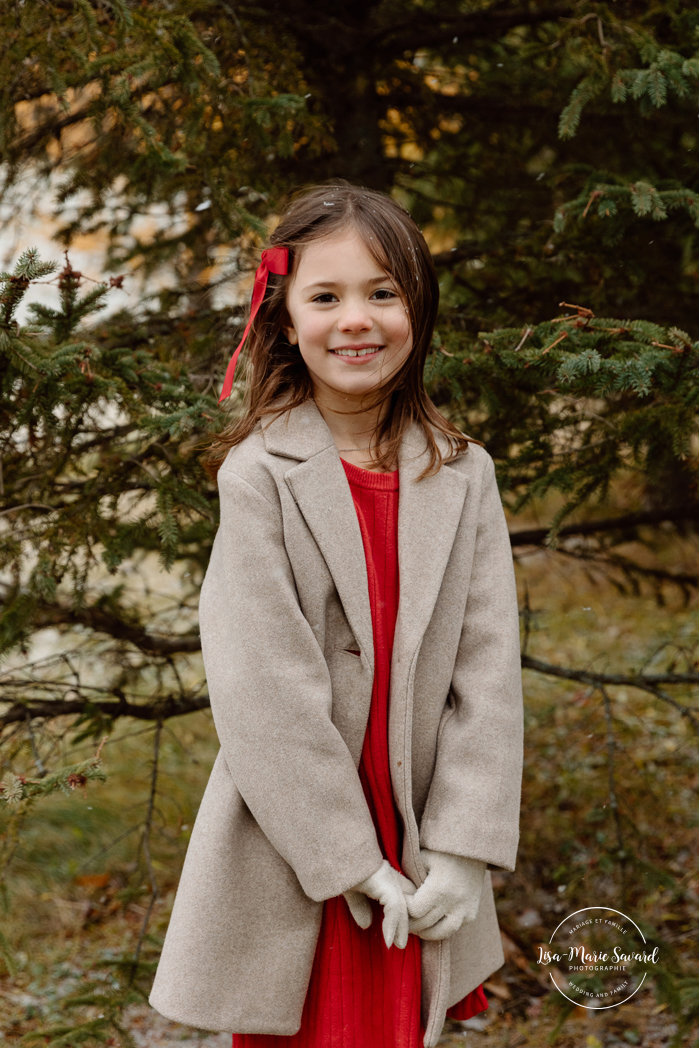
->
<box><xmin>393</xmin><ymin>425</ymin><xmax>470</xmax><ymax>684</ymax></box>
<box><xmin>263</xmin><ymin>401</ymin><xmax>374</xmax><ymax>672</ymax></box>
<box><xmin>284</xmin><ymin>448</ymin><xmax>375</xmax><ymax>673</ymax></box>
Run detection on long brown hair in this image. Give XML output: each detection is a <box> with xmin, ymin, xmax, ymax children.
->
<box><xmin>204</xmin><ymin>181</ymin><xmax>479</xmax><ymax>479</ymax></box>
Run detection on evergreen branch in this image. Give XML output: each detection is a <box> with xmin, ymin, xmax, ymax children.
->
<box><xmin>371</xmin><ymin>4</ymin><xmax>574</xmax><ymax>51</ymax></box>
<box><xmin>431</xmin><ymin>242</ymin><xmax>489</xmax><ymax>267</ymax></box>
<box><xmin>30</xmin><ymin>603</ymin><xmax>202</xmax><ymax>654</ymax></box>
<box><xmin>0</xmin><ymin>693</ymin><xmax>210</xmax><ymax>729</ymax></box>
<box><xmin>521</xmin><ymin>655</ymin><xmax>699</xmax><ymax>732</ymax></box>
<box><xmin>11</xmin><ymin>104</ymin><xmax>94</xmax><ymax>154</ymax></box>
<box><xmin>558</xmin><ymin>72</ymin><xmax>605</xmax><ymax>139</ymax></box>
<box><xmin>426</xmin><ymin>93</ymin><xmax>562</xmax><ymax>120</ymax></box>
<box><xmin>509</xmin><ymin>505</ymin><xmax>699</xmax><ymax>547</ymax></box>
<box><xmin>553</xmin><ymin>547</ymin><xmax>699</xmax><ymax>599</ymax></box>
<box><xmin>0</xmin><ymin>739</ymin><xmax>107</xmax><ymax>806</ymax></box>
<box><xmin>0</xmin><ymin>502</ymin><xmax>55</xmax><ymax>517</ymax></box>
<box><xmin>557</xmin><ymin>179</ymin><xmax>699</xmax><ymax>232</ymax></box>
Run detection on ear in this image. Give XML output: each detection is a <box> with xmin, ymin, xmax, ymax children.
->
<box><xmin>285</xmin><ymin>324</ymin><xmax>299</xmax><ymax>346</ymax></box>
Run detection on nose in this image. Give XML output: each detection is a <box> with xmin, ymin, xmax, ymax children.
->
<box><xmin>337</xmin><ymin>297</ymin><xmax>373</xmax><ymax>334</ymax></box>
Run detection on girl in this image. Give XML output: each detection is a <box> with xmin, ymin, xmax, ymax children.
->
<box><xmin>150</xmin><ymin>183</ymin><xmax>523</xmax><ymax>1048</ymax></box>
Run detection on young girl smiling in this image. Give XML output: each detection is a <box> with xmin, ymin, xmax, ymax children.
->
<box><xmin>150</xmin><ymin>183</ymin><xmax>523</xmax><ymax>1048</ymax></box>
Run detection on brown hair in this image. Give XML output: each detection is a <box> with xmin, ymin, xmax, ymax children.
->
<box><xmin>204</xmin><ymin>181</ymin><xmax>479</xmax><ymax>479</ymax></box>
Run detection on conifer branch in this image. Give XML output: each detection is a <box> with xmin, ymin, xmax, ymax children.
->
<box><xmin>0</xmin><ymin>693</ymin><xmax>210</xmax><ymax>730</ymax></box>
<box><xmin>431</xmin><ymin>242</ymin><xmax>490</xmax><ymax>268</ymax></box>
<box><xmin>509</xmin><ymin>505</ymin><xmax>699</xmax><ymax>547</ymax></box>
<box><xmin>31</xmin><ymin>603</ymin><xmax>202</xmax><ymax>655</ymax></box>
<box><xmin>0</xmin><ymin>738</ymin><xmax>107</xmax><ymax>806</ymax></box>
<box><xmin>11</xmin><ymin>104</ymin><xmax>93</xmax><ymax>154</ymax></box>
<box><xmin>521</xmin><ymin>655</ymin><xmax>699</xmax><ymax>732</ymax></box>
<box><xmin>377</xmin><ymin>87</ymin><xmax>557</xmax><ymax>123</ymax></box>
<box><xmin>553</xmin><ymin>548</ymin><xmax>699</xmax><ymax>600</ymax></box>
<box><xmin>371</xmin><ymin>4</ymin><xmax>575</xmax><ymax>50</ymax></box>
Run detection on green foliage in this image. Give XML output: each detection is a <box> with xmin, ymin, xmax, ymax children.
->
<box><xmin>0</xmin><ymin>744</ymin><xmax>106</xmax><ymax>807</ymax></box>
<box><xmin>434</xmin><ymin>304</ymin><xmax>699</xmax><ymax>534</ymax></box>
<box><xmin>0</xmin><ymin>250</ymin><xmax>218</xmax><ymax>659</ymax></box>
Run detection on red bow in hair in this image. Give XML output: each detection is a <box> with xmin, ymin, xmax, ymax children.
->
<box><xmin>218</xmin><ymin>246</ymin><xmax>290</xmax><ymax>402</ymax></box>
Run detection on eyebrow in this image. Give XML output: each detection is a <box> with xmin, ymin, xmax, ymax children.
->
<box><xmin>302</xmin><ymin>275</ymin><xmax>392</xmax><ymax>292</ymax></box>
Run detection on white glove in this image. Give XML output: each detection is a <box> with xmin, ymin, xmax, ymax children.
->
<box><xmin>406</xmin><ymin>849</ymin><xmax>486</xmax><ymax>941</ymax></box>
<box><xmin>343</xmin><ymin>859</ymin><xmax>415</xmax><ymax>949</ymax></box>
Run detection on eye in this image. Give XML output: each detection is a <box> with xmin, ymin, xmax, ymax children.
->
<box><xmin>371</xmin><ymin>288</ymin><xmax>398</xmax><ymax>301</ymax></box>
<box><xmin>312</xmin><ymin>292</ymin><xmax>338</xmax><ymax>303</ymax></box>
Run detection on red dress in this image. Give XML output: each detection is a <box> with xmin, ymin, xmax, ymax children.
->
<box><xmin>232</xmin><ymin>460</ymin><xmax>487</xmax><ymax>1048</ymax></box>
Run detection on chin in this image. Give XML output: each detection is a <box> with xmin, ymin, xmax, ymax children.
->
<box><xmin>331</xmin><ymin>375</ymin><xmax>384</xmax><ymax>396</ymax></box>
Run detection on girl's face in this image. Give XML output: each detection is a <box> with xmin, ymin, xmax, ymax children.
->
<box><xmin>284</xmin><ymin>230</ymin><xmax>413</xmax><ymax>402</ymax></box>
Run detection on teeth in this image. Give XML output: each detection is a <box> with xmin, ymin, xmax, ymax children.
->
<box><xmin>334</xmin><ymin>347</ymin><xmax>381</xmax><ymax>357</ymax></box>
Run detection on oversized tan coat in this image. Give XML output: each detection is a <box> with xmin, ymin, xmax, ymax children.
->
<box><xmin>149</xmin><ymin>399</ymin><xmax>523</xmax><ymax>1048</ymax></box>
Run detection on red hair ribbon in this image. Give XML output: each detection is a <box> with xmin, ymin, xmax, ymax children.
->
<box><xmin>218</xmin><ymin>246</ymin><xmax>289</xmax><ymax>402</ymax></box>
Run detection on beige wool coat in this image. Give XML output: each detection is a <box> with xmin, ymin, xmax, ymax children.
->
<box><xmin>149</xmin><ymin>399</ymin><xmax>524</xmax><ymax>1048</ymax></box>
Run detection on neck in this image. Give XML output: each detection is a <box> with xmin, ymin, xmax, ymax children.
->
<box><xmin>311</xmin><ymin>384</ymin><xmax>393</xmax><ymax>473</ymax></box>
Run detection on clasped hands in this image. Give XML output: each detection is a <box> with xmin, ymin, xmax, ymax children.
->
<box><xmin>343</xmin><ymin>850</ymin><xmax>486</xmax><ymax>950</ymax></box>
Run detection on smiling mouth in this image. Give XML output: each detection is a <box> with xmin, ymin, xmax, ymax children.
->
<box><xmin>330</xmin><ymin>345</ymin><xmax>384</xmax><ymax>358</ymax></box>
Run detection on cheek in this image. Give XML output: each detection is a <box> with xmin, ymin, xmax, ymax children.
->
<box><xmin>296</xmin><ymin>311</ymin><xmax>332</xmax><ymax>348</ymax></box>
<box><xmin>385</xmin><ymin>309</ymin><xmax>413</xmax><ymax>353</ymax></box>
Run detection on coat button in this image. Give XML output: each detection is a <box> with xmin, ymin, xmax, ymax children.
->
<box><xmin>397</xmin><ymin>761</ymin><xmax>402</xmax><ymax>766</ymax></box>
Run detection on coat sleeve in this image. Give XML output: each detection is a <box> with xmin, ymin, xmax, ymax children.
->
<box><xmin>418</xmin><ymin>454</ymin><xmax>523</xmax><ymax>872</ymax></box>
<box><xmin>198</xmin><ymin>465</ymin><xmax>383</xmax><ymax>903</ymax></box>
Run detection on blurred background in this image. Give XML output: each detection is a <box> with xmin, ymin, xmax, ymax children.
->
<box><xmin>0</xmin><ymin>3</ymin><xmax>697</xmax><ymax>1047</ymax></box>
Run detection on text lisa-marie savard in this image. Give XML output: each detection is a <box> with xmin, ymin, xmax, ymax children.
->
<box><xmin>538</xmin><ymin>946</ymin><xmax>660</xmax><ymax>970</ymax></box>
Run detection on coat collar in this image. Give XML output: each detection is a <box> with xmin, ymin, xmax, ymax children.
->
<box><xmin>264</xmin><ymin>399</ymin><xmax>470</xmax><ymax>677</ymax></box>
<box><xmin>261</xmin><ymin>399</ymin><xmax>336</xmax><ymax>460</ymax></box>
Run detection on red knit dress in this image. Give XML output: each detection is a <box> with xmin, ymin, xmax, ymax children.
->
<box><xmin>232</xmin><ymin>460</ymin><xmax>487</xmax><ymax>1048</ymax></box>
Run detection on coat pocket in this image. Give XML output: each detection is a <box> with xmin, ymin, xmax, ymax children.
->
<box><xmin>435</xmin><ymin>688</ymin><xmax>457</xmax><ymax>748</ymax></box>
<box><xmin>335</xmin><ymin>635</ymin><xmax>361</xmax><ymax>658</ymax></box>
